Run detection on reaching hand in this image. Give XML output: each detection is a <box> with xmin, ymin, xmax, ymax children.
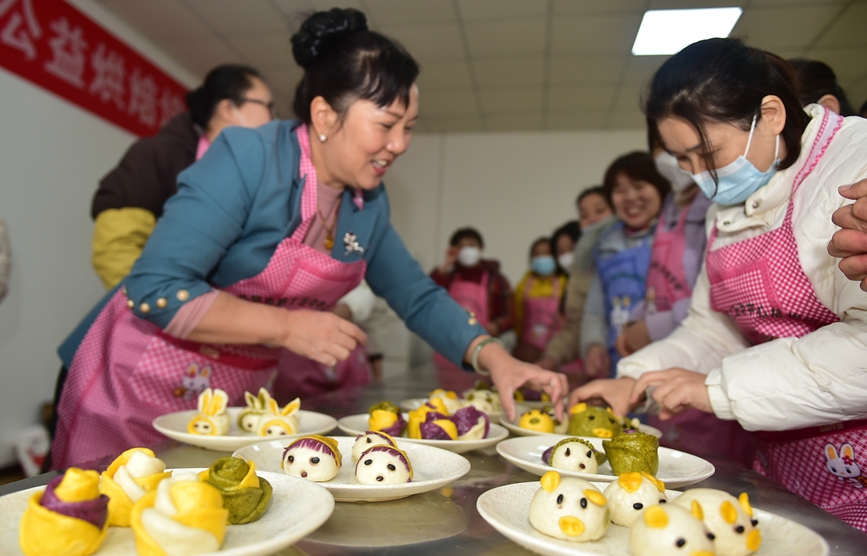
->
<box><xmin>567</xmin><ymin>377</ymin><xmax>636</xmax><ymax>417</ymax></box>
<box><xmin>630</xmin><ymin>368</ymin><xmax>712</xmax><ymax>420</ymax></box>
<box><xmin>829</xmin><ymin>179</ymin><xmax>867</xmax><ymax>291</ymax></box>
<box><xmin>281</xmin><ymin>309</ymin><xmax>367</xmax><ymax>367</ymax></box>
<box><xmin>585</xmin><ymin>344</ymin><xmax>611</xmax><ymax>378</ymax></box>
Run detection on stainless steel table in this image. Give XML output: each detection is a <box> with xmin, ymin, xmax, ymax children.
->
<box><xmin>3</xmin><ymin>368</ymin><xmax>865</xmax><ymax>554</ymax></box>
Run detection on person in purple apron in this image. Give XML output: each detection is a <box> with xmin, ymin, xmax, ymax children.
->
<box><xmin>49</xmin><ymin>8</ymin><xmax>568</xmax><ymax>470</ymax></box>
<box><xmin>513</xmin><ymin>237</ymin><xmax>567</xmax><ymax>363</ymax></box>
<box><xmin>580</xmin><ymin>152</ymin><xmax>669</xmax><ymax>378</ymax></box>
<box><xmin>430</xmin><ymin>227</ymin><xmax>515</xmax><ymax>390</ymax></box>
<box><xmin>570</xmin><ymin>38</ymin><xmax>867</xmax><ymax>530</ymax></box>
<box><xmin>614</xmin><ymin>146</ymin><xmax>755</xmax><ymax>467</ymax></box>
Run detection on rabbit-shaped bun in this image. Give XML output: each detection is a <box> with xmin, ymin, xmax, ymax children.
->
<box><xmin>187</xmin><ymin>388</ymin><xmax>231</xmax><ymax>436</ymax></box>
<box><xmin>256</xmin><ymin>397</ymin><xmax>301</xmax><ymax>437</ymax></box>
<box><xmin>238</xmin><ymin>388</ymin><xmax>273</xmax><ymax>433</ymax></box>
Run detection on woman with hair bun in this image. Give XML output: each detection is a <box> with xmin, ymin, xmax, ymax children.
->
<box><xmin>570</xmin><ymin>38</ymin><xmax>867</xmax><ymax>529</ymax></box>
<box><xmin>91</xmin><ymin>64</ymin><xmax>274</xmax><ymax>289</ymax></box>
<box><xmin>50</xmin><ymin>8</ymin><xmax>567</xmax><ymax>469</ymax></box>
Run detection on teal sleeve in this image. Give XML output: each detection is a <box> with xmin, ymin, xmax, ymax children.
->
<box><xmin>123</xmin><ymin>127</ymin><xmax>267</xmax><ymax>328</ymax></box>
<box><xmin>364</xmin><ymin>193</ymin><xmax>486</xmax><ymax>369</ymax></box>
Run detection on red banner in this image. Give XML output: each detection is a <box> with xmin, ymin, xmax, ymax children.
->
<box><xmin>0</xmin><ymin>0</ymin><xmax>188</xmax><ymax>137</ymax></box>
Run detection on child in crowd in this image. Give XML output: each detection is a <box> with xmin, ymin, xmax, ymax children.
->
<box><xmin>431</xmin><ymin>227</ymin><xmax>514</xmax><ymax>389</ymax></box>
<box><xmin>581</xmin><ymin>152</ymin><xmax>669</xmax><ymax>377</ymax></box>
<box><xmin>513</xmin><ymin>237</ymin><xmax>568</xmax><ymax>362</ymax></box>
<box><xmin>537</xmin><ymin>187</ymin><xmax>615</xmax><ymax>372</ymax></box>
<box><xmin>571</xmin><ymin>38</ymin><xmax>867</xmax><ymax>530</ymax></box>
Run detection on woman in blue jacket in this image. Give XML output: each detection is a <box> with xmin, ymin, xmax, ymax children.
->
<box><xmin>50</xmin><ymin>8</ymin><xmax>567</xmax><ymax>469</ymax></box>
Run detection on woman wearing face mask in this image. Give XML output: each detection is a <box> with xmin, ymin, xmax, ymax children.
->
<box><xmin>49</xmin><ymin>8</ymin><xmax>567</xmax><ymax>470</ymax></box>
<box><xmin>430</xmin><ymin>227</ymin><xmax>515</xmax><ymax>389</ymax></box>
<box><xmin>91</xmin><ymin>64</ymin><xmax>275</xmax><ymax>290</ymax></box>
<box><xmin>613</xmin><ymin>141</ymin><xmax>754</xmax><ymax>466</ymax></box>
<box><xmin>550</xmin><ymin>221</ymin><xmax>581</xmax><ymax>275</ymax></box>
<box><xmin>571</xmin><ymin>38</ymin><xmax>867</xmax><ymax>529</ymax></box>
<box><xmin>512</xmin><ymin>238</ymin><xmax>568</xmax><ymax>362</ymax></box>
<box><xmin>537</xmin><ymin>187</ymin><xmax>616</xmax><ymax>372</ymax></box>
<box><xmin>580</xmin><ymin>153</ymin><xmax>669</xmax><ymax>378</ymax></box>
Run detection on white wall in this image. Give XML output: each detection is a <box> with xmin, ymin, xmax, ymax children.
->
<box><xmin>0</xmin><ymin>0</ymin><xmax>197</xmax><ymax>466</ymax></box>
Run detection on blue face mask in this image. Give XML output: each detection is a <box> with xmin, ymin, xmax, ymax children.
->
<box><xmin>691</xmin><ymin>114</ymin><xmax>780</xmax><ymax>206</ymax></box>
<box><xmin>531</xmin><ymin>256</ymin><xmax>556</xmax><ymax>277</ymax></box>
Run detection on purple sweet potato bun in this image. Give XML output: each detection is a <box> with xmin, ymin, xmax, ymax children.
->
<box><xmin>452</xmin><ymin>406</ymin><xmax>489</xmax><ymax>438</ymax></box>
<box><xmin>40</xmin><ymin>474</ymin><xmax>109</xmax><ymax>529</ymax></box>
<box><xmin>519</xmin><ymin>387</ymin><xmax>543</xmax><ymax>401</ymax></box>
<box><xmin>381</xmin><ymin>414</ymin><xmax>407</xmax><ymax>437</ymax></box>
<box><xmin>541</xmin><ymin>445</ymin><xmax>554</xmax><ymax>465</ymax></box>
<box><xmin>423</xmin><ymin>411</ymin><xmax>450</xmax><ymax>423</ymax></box>
<box><xmin>419</xmin><ymin>420</ymin><xmax>455</xmax><ymax>440</ymax></box>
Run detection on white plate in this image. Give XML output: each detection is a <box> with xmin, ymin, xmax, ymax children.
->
<box><xmin>500</xmin><ymin>415</ymin><xmax>663</xmax><ymax>439</ymax></box>
<box><xmin>0</xmin><ymin>468</ymin><xmax>334</xmax><ymax>556</ymax></box>
<box><xmin>496</xmin><ymin>434</ymin><xmax>714</xmax><ymax>488</ymax></box>
<box><xmin>336</xmin><ymin>413</ymin><xmax>509</xmax><ymax>454</ymax></box>
<box><xmin>233</xmin><ymin>436</ymin><xmax>470</xmax><ymax>503</ymax></box>
<box><xmin>399</xmin><ymin>397</ymin><xmax>504</xmax><ymax>421</ymax></box>
<box><xmin>153</xmin><ymin>407</ymin><xmax>337</xmax><ymax>451</ymax></box>
<box><xmin>477</xmin><ymin>481</ymin><xmax>829</xmax><ymax>556</ymax></box>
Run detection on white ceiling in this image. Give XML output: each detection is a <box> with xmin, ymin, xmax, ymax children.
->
<box><xmin>96</xmin><ymin>0</ymin><xmax>867</xmax><ymax>132</ymax></box>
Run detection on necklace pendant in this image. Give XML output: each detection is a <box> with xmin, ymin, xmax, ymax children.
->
<box><xmin>324</xmin><ymin>236</ymin><xmax>334</xmax><ymax>250</ymax></box>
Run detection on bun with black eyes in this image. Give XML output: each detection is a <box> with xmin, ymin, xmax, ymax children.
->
<box><xmin>291</xmin><ymin>8</ymin><xmax>368</xmax><ymax>68</ymax></box>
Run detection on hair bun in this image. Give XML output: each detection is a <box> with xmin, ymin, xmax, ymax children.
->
<box><xmin>292</xmin><ymin>8</ymin><xmax>368</xmax><ymax>68</ymax></box>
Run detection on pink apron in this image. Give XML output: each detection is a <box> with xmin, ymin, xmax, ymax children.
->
<box><xmin>51</xmin><ymin>125</ymin><xmax>365</xmax><ymax>469</ymax></box>
<box><xmin>519</xmin><ymin>276</ymin><xmax>563</xmax><ymax>350</ymax></box>
<box><xmin>706</xmin><ymin>108</ymin><xmax>867</xmax><ymax>530</ymax></box>
<box><xmin>647</xmin><ymin>200</ymin><xmax>755</xmax><ymax>467</ymax></box>
<box><xmin>433</xmin><ymin>271</ymin><xmax>490</xmax><ymax>391</ymax></box>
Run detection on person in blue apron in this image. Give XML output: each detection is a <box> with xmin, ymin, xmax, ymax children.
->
<box><xmin>580</xmin><ymin>152</ymin><xmax>669</xmax><ymax>377</ymax></box>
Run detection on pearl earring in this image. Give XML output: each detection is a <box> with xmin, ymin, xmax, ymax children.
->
<box><xmin>319</xmin><ymin>134</ymin><xmax>327</xmax><ymax>143</ymax></box>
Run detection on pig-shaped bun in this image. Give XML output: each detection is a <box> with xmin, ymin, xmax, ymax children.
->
<box><xmin>630</xmin><ymin>503</ymin><xmax>715</xmax><ymax>556</ymax></box>
<box><xmin>673</xmin><ymin>488</ymin><xmax>761</xmax><ymax>556</ymax></box>
<box><xmin>528</xmin><ymin>471</ymin><xmax>609</xmax><ymax>542</ymax></box>
<box><xmin>603</xmin><ymin>472</ymin><xmax>668</xmax><ymax>527</ymax></box>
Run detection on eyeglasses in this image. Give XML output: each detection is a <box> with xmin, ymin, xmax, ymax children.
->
<box><xmin>239</xmin><ymin>97</ymin><xmax>277</xmax><ymax>119</ymax></box>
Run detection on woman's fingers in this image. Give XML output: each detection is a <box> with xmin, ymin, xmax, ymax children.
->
<box><xmin>337</xmin><ymin>318</ymin><xmax>368</xmax><ymax>346</ymax></box>
<box><xmin>630</xmin><ymin>371</ymin><xmax>671</xmax><ymax>403</ymax></box>
<box><xmin>838</xmin><ymin>179</ymin><xmax>867</xmax><ymax>202</ymax></box>
<box><xmin>838</xmin><ymin>252</ymin><xmax>867</xmax><ymax>282</ymax></box>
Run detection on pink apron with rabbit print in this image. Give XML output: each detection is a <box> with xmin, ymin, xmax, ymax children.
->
<box><xmin>647</xmin><ymin>200</ymin><xmax>755</xmax><ymax>467</ymax></box>
<box><xmin>434</xmin><ymin>272</ymin><xmax>490</xmax><ymax>391</ymax></box>
<box><xmin>706</xmin><ymin>108</ymin><xmax>867</xmax><ymax>530</ymax></box>
<box><xmin>51</xmin><ymin>125</ymin><xmax>365</xmax><ymax>469</ymax></box>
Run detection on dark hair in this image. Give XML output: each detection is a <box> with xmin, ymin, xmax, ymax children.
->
<box><xmin>644</xmin><ymin>38</ymin><xmax>808</xmax><ymax>189</ymax></box>
<box><xmin>185</xmin><ymin>64</ymin><xmax>262</xmax><ymax>129</ymax></box>
<box><xmin>529</xmin><ymin>237</ymin><xmax>551</xmax><ymax>259</ymax></box>
<box><xmin>789</xmin><ymin>59</ymin><xmax>856</xmax><ymax>116</ymax></box>
<box><xmin>602</xmin><ymin>152</ymin><xmax>670</xmax><ymax>204</ymax></box>
<box><xmin>861</xmin><ymin>99</ymin><xmax>867</xmax><ymax>117</ymax></box>
<box><xmin>551</xmin><ymin>221</ymin><xmax>580</xmax><ymax>274</ymax></box>
<box><xmin>576</xmin><ymin>186</ymin><xmax>608</xmax><ymax>208</ymax></box>
<box><xmin>450</xmin><ymin>227</ymin><xmax>484</xmax><ymax>249</ymax></box>
<box><xmin>291</xmin><ymin>8</ymin><xmax>420</xmax><ymax>123</ymax></box>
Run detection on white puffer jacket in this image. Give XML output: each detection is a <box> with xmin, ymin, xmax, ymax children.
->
<box><xmin>618</xmin><ymin>105</ymin><xmax>867</xmax><ymax>432</ymax></box>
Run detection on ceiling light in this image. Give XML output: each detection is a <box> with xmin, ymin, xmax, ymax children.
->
<box><xmin>632</xmin><ymin>8</ymin><xmax>743</xmax><ymax>56</ymax></box>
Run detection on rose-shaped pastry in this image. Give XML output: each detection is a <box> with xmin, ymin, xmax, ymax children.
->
<box><xmin>567</xmin><ymin>404</ymin><xmax>623</xmax><ymax>438</ymax></box>
<box><xmin>355</xmin><ymin>445</ymin><xmax>413</xmax><ymax>484</ymax></box>
<box><xmin>602</xmin><ymin>430</ymin><xmax>660</xmax><ymax>475</ymax></box>
<box><xmin>282</xmin><ymin>435</ymin><xmax>342</xmax><ymax>482</ymax></box>
<box><xmin>603</xmin><ymin>472</ymin><xmax>668</xmax><ymax>527</ymax></box>
<box><xmin>200</xmin><ymin>457</ymin><xmax>272</xmax><ymax>524</ymax></box>
<box><xmin>352</xmin><ymin>431</ymin><xmax>398</xmax><ymax>464</ymax></box>
<box><xmin>519</xmin><ymin>409</ymin><xmax>556</xmax><ymax>433</ymax></box>
<box><xmin>256</xmin><ymin>397</ymin><xmax>301</xmax><ymax>436</ymax></box>
<box><xmin>428</xmin><ymin>389</ymin><xmax>463</xmax><ymax>414</ymax></box>
<box><xmin>99</xmin><ymin>447</ymin><xmax>171</xmax><ymax>527</ymax></box>
<box><xmin>188</xmin><ymin>388</ymin><xmax>231</xmax><ymax>436</ymax></box>
<box><xmin>542</xmin><ymin>437</ymin><xmax>606</xmax><ymax>474</ymax></box>
<box><xmin>131</xmin><ymin>472</ymin><xmax>228</xmax><ymax>556</ymax></box>
<box><xmin>407</xmin><ymin>402</ymin><xmax>446</xmax><ymax>439</ymax></box>
<box><xmin>452</xmin><ymin>406</ymin><xmax>490</xmax><ymax>440</ymax></box>
<box><xmin>20</xmin><ymin>468</ymin><xmax>110</xmax><ymax>556</ymax></box>
<box><xmin>368</xmin><ymin>402</ymin><xmax>407</xmax><ymax>437</ymax></box>
<box><xmin>237</xmin><ymin>388</ymin><xmax>274</xmax><ymax>433</ymax></box>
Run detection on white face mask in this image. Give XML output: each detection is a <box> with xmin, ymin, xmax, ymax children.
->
<box><xmin>654</xmin><ymin>151</ymin><xmax>694</xmax><ymax>193</ymax></box>
<box><xmin>458</xmin><ymin>246</ymin><xmax>481</xmax><ymax>267</ymax></box>
<box><xmin>557</xmin><ymin>252</ymin><xmax>574</xmax><ymax>270</ymax></box>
